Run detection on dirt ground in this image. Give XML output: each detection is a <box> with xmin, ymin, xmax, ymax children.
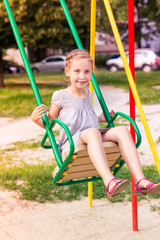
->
<box><xmin>0</xmin><ymin>189</ymin><xmax>160</xmax><ymax>240</ymax></box>
<box><xmin>0</xmin><ymin>86</ymin><xmax>160</xmax><ymax>240</ymax></box>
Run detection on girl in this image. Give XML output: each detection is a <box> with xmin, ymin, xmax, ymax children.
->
<box><xmin>31</xmin><ymin>49</ymin><xmax>160</xmax><ymax>199</ymax></box>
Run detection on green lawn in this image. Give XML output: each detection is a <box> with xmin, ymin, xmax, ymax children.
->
<box><xmin>0</xmin><ymin>152</ymin><xmax>160</xmax><ymax>205</ymax></box>
<box><xmin>1</xmin><ymin>138</ymin><xmax>160</xmax><ymax>206</ymax></box>
<box><xmin>95</xmin><ymin>71</ymin><xmax>160</xmax><ymax>104</ymax></box>
<box><xmin>1</xmin><ymin>70</ymin><xmax>160</xmax><ymax>118</ymax></box>
<box><xmin>1</xmin><ymin>73</ymin><xmax>66</xmax><ymax>118</ymax></box>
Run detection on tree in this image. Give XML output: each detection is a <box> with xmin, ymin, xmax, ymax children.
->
<box><xmin>0</xmin><ymin>0</ymin><xmax>18</xmax><ymax>87</ymax></box>
<box><xmin>139</xmin><ymin>0</ymin><xmax>160</xmax><ymax>47</ymax></box>
<box><xmin>96</xmin><ymin>0</ymin><xmax>160</xmax><ymax>49</ymax></box>
<box><xmin>0</xmin><ymin>0</ymin><xmax>91</xmax><ymax>87</ymax></box>
<box><xmin>96</xmin><ymin>0</ymin><xmax>128</xmax><ymax>44</ymax></box>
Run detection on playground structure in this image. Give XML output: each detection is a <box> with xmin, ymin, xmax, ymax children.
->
<box><xmin>3</xmin><ymin>0</ymin><xmax>160</xmax><ymax>232</ymax></box>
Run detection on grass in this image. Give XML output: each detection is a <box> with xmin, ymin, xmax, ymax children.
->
<box><xmin>150</xmin><ymin>204</ymin><xmax>160</xmax><ymax>213</ymax></box>
<box><xmin>1</xmin><ymin>72</ymin><xmax>68</xmax><ymax>118</ymax></box>
<box><xmin>0</xmin><ymin>162</ymin><xmax>160</xmax><ymax>207</ymax></box>
<box><xmin>1</xmin><ymin>70</ymin><xmax>160</xmax><ymax>118</ymax></box>
<box><xmin>5</xmin><ymin>72</ymin><xmax>68</xmax><ymax>84</ymax></box>
<box><xmin>0</xmin><ymin>83</ymin><xmax>63</xmax><ymax>118</ymax></box>
<box><xmin>95</xmin><ymin>70</ymin><xmax>160</xmax><ymax>104</ymax></box>
<box><xmin>1</xmin><ymin>138</ymin><xmax>160</xmax><ymax>205</ymax></box>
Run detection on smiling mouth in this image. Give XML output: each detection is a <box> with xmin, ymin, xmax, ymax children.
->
<box><xmin>77</xmin><ymin>81</ymin><xmax>87</xmax><ymax>84</ymax></box>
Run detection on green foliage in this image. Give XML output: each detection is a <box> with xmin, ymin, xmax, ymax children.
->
<box><xmin>2</xmin><ymin>0</ymin><xmax>160</xmax><ymax>51</ymax></box>
<box><xmin>0</xmin><ymin>0</ymin><xmax>91</xmax><ymax>50</ymax></box>
<box><xmin>97</xmin><ymin>0</ymin><xmax>128</xmax><ymax>44</ymax></box>
<box><xmin>0</xmin><ymin>164</ymin><xmax>160</xmax><ymax>204</ymax></box>
<box><xmin>0</xmin><ymin>0</ymin><xmax>91</xmax><ymax>86</ymax></box>
<box><xmin>95</xmin><ymin>54</ymin><xmax>111</xmax><ymax>68</ymax></box>
<box><xmin>97</xmin><ymin>0</ymin><xmax>160</xmax><ymax>48</ymax></box>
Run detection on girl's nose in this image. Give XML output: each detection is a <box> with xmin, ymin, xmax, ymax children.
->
<box><xmin>80</xmin><ymin>72</ymin><xmax>85</xmax><ymax>78</ymax></box>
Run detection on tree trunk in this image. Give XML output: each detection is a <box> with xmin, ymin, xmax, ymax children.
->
<box><xmin>135</xmin><ymin>1</ymin><xmax>142</xmax><ymax>49</ymax></box>
<box><xmin>0</xmin><ymin>50</ymin><xmax>4</xmax><ymax>88</ymax></box>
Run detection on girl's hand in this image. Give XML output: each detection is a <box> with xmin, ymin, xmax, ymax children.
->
<box><xmin>110</xmin><ymin>110</ymin><xmax>115</xmax><ymax>118</ymax></box>
<box><xmin>31</xmin><ymin>104</ymin><xmax>47</xmax><ymax>123</ymax></box>
<box><xmin>98</xmin><ymin>112</ymin><xmax>106</xmax><ymax>123</ymax></box>
<box><xmin>98</xmin><ymin>110</ymin><xmax>115</xmax><ymax>123</ymax></box>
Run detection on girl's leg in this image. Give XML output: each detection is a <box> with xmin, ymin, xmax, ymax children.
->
<box><xmin>102</xmin><ymin>126</ymin><xmax>150</xmax><ymax>189</ymax></box>
<box><xmin>80</xmin><ymin>128</ymin><xmax>114</xmax><ymax>188</ymax></box>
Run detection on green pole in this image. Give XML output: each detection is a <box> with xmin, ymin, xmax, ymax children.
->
<box><xmin>59</xmin><ymin>0</ymin><xmax>114</xmax><ymax>127</ymax></box>
<box><xmin>3</xmin><ymin>0</ymin><xmax>63</xmax><ymax>167</ymax></box>
<box><xmin>59</xmin><ymin>0</ymin><xmax>84</xmax><ymax>50</ymax></box>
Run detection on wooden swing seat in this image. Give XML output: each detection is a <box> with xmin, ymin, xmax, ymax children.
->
<box><xmin>52</xmin><ymin>141</ymin><xmax>121</xmax><ymax>182</ymax></box>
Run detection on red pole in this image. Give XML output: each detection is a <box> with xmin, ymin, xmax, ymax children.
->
<box><xmin>128</xmin><ymin>0</ymin><xmax>138</xmax><ymax>231</ymax></box>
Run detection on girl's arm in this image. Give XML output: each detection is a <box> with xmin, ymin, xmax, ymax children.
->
<box><xmin>31</xmin><ymin>103</ymin><xmax>60</xmax><ymax>129</ymax></box>
<box><xmin>98</xmin><ymin>110</ymin><xmax>115</xmax><ymax>123</ymax></box>
<box><xmin>48</xmin><ymin>103</ymin><xmax>60</xmax><ymax>122</ymax></box>
<box><xmin>31</xmin><ymin>104</ymin><xmax>47</xmax><ymax>128</ymax></box>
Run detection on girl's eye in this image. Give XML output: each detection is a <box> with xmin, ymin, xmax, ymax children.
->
<box><xmin>85</xmin><ymin>70</ymin><xmax>90</xmax><ymax>74</ymax></box>
<box><xmin>75</xmin><ymin>69</ymin><xmax>79</xmax><ymax>73</ymax></box>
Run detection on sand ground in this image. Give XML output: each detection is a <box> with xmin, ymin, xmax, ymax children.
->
<box><xmin>0</xmin><ymin>85</ymin><xmax>160</xmax><ymax>239</ymax></box>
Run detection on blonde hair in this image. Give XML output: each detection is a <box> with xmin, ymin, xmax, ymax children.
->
<box><xmin>65</xmin><ymin>49</ymin><xmax>93</xmax><ymax>71</ymax></box>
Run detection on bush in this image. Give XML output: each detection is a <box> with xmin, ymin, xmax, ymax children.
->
<box><xmin>95</xmin><ymin>54</ymin><xmax>111</xmax><ymax>68</ymax></box>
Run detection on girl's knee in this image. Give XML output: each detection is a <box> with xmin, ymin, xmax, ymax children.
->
<box><xmin>115</xmin><ymin>126</ymin><xmax>131</xmax><ymax>139</ymax></box>
<box><xmin>116</xmin><ymin>126</ymin><xmax>129</xmax><ymax>132</ymax></box>
<box><xmin>80</xmin><ymin>128</ymin><xmax>101</xmax><ymax>144</ymax></box>
<box><xmin>85</xmin><ymin>128</ymin><xmax>101</xmax><ymax>139</ymax></box>
<box><xmin>87</xmin><ymin>127</ymin><xmax>101</xmax><ymax>136</ymax></box>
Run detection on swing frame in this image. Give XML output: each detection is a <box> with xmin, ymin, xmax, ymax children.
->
<box><xmin>3</xmin><ymin>0</ymin><xmax>141</xmax><ymax>187</ymax></box>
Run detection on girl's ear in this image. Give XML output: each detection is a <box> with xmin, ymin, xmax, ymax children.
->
<box><xmin>65</xmin><ymin>67</ymin><xmax>70</xmax><ymax>77</ymax></box>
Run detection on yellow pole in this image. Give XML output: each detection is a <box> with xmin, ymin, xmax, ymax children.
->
<box><xmin>90</xmin><ymin>0</ymin><xmax>96</xmax><ymax>95</ymax></box>
<box><xmin>103</xmin><ymin>0</ymin><xmax>160</xmax><ymax>174</ymax></box>
<box><xmin>88</xmin><ymin>0</ymin><xmax>96</xmax><ymax>207</ymax></box>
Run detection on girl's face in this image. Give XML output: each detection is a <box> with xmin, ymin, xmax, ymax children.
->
<box><xmin>65</xmin><ymin>58</ymin><xmax>92</xmax><ymax>89</ymax></box>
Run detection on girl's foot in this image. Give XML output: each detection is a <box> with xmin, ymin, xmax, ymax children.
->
<box><xmin>133</xmin><ymin>177</ymin><xmax>160</xmax><ymax>196</ymax></box>
<box><xmin>105</xmin><ymin>178</ymin><xmax>130</xmax><ymax>199</ymax></box>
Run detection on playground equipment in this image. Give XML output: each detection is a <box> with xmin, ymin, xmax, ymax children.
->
<box><xmin>3</xmin><ymin>0</ymin><xmax>160</xmax><ymax>232</ymax></box>
<box><xmin>3</xmin><ymin>0</ymin><xmax>141</xmax><ymax>186</ymax></box>
<box><xmin>103</xmin><ymin>0</ymin><xmax>160</xmax><ymax>175</ymax></box>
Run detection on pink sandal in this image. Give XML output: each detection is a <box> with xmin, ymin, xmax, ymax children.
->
<box><xmin>105</xmin><ymin>178</ymin><xmax>130</xmax><ymax>199</ymax></box>
<box><xmin>133</xmin><ymin>177</ymin><xmax>160</xmax><ymax>196</ymax></box>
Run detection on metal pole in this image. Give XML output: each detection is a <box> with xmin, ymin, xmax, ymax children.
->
<box><xmin>3</xmin><ymin>0</ymin><xmax>62</xmax><ymax>166</ymax></box>
<box><xmin>88</xmin><ymin>0</ymin><xmax>97</xmax><ymax>207</ymax></box>
<box><xmin>128</xmin><ymin>0</ymin><xmax>138</xmax><ymax>231</ymax></box>
<box><xmin>103</xmin><ymin>0</ymin><xmax>160</xmax><ymax>174</ymax></box>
